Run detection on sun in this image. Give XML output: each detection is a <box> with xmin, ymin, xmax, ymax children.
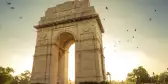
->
<box><xmin>104</xmin><ymin>50</ymin><xmax>142</xmax><ymax>81</ymax></box>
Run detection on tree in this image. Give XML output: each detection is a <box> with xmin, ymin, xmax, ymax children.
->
<box><xmin>10</xmin><ymin>70</ymin><xmax>31</xmax><ymax>84</ymax></box>
<box><xmin>126</xmin><ymin>66</ymin><xmax>150</xmax><ymax>84</ymax></box>
<box><xmin>79</xmin><ymin>81</ymin><xmax>110</xmax><ymax>84</ymax></box>
<box><xmin>18</xmin><ymin>70</ymin><xmax>31</xmax><ymax>84</ymax></box>
<box><xmin>150</xmin><ymin>72</ymin><xmax>159</xmax><ymax>83</ymax></box>
<box><xmin>0</xmin><ymin>66</ymin><xmax>31</xmax><ymax>84</ymax></box>
<box><xmin>11</xmin><ymin>76</ymin><xmax>19</xmax><ymax>84</ymax></box>
<box><xmin>0</xmin><ymin>66</ymin><xmax>14</xmax><ymax>84</ymax></box>
<box><xmin>154</xmin><ymin>74</ymin><xmax>159</xmax><ymax>83</ymax></box>
<box><xmin>158</xmin><ymin>72</ymin><xmax>168</xmax><ymax>83</ymax></box>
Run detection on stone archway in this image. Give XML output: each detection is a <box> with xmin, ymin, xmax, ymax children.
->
<box><xmin>30</xmin><ymin>0</ymin><xmax>106</xmax><ymax>84</ymax></box>
<box><xmin>56</xmin><ymin>32</ymin><xmax>75</xmax><ymax>84</ymax></box>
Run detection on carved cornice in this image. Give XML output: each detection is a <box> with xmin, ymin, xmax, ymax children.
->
<box><xmin>34</xmin><ymin>14</ymin><xmax>104</xmax><ymax>33</ymax></box>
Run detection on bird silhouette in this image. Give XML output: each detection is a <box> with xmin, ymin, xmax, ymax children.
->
<box><xmin>19</xmin><ymin>17</ymin><xmax>23</xmax><ymax>19</ymax></box>
<box><xmin>106</xmin><ymin>7</ymin><xmax>108</xmax><ymax>10</ymax></box>
<box><xmin>154</xmin><ymin>9</ymin><xmax>156</xmax><ymax>12</ymax></box>
<box><xmin>149</xmin><ymin>18</ymin><xmax>152</xmax><ymax>21</ymax></box>
<box><xmin>10</xmin><ymin>7</ymin><xmax>15</xmax><ymax>9</ymax></box>
<box><xmin>133</xmin><ymin>36</ymin><xmax>134</xmax><ymax>38</ymax></box>
<box><xmin>135</xmin><ymin>29</ymin><xmax>136</xmax><ymax>31</ymax></box>
<box><xmin>5</xmin><ymin>0</ymin><xmax>11</xmax><ymax>5</ymax></box>
<box><xmin>7</xmin><ymin>2</ymin><xmax>11</xmax><ymax>5</ymax></box>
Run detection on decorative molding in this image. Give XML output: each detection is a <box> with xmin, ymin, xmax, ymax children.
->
<box><xmin>83</xmin><ymin>27</ymin><xmax>91</xmax><ymax>32</ymax></box>
<box><xmin>34</xmin><ymin>54</ymin><xmax>52</xmax><ymax>57</ymax></box>
<box><xmin>34</xmin><ymin>14</ymin><xmax>104</xmax><ymax>33</ymax></box>
<box><xmin>76</xmin><ymin>48</ymin><xmax>101</xmax><ymax>52</ymax></box>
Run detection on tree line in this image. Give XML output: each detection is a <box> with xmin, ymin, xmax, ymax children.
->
<box><xmin>1</xmin><ymin>66</ymin><xmax>168</xmax><ymax>84</ymax></box>
<box><xmin>126</xmin><ymin>66</ymin><xmax>168</xmax><ymax>84</ymax></box>
<box><xmin>0</xmin><ymin>66</ymin><xmax>31</xmax><ymax>84</ymax></box>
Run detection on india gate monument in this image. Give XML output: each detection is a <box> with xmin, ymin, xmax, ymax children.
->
<box><xmin>30</xmin><ymin>0</ymin><xmax>106</xmax><ymax>84</ymax></box>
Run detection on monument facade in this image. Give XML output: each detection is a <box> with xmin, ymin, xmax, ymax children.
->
<box><xmin>30</xmin><ymin>0</ymin><xmax>106</xmax><ymax>84</ymax></box>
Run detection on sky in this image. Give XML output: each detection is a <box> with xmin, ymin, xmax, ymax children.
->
<box><xmin>0</xmin><ymin>0</ymin><xmax>168</xmax><ymax>81</ymax></box>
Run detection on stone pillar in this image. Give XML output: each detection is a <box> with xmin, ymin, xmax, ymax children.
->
<box><xmin>57</xmin><ymin>49</ymin><xmax>68</xmax><ymax>84</ymax></box>
<box><xmin>75</xmin><ymin>35</ymin><xmax>104</xmax><ymax>84</ymax></box>
<box><xmin>31</xmin><ymin>39</ymin><xmax>52</xmax><ymax>84</ymax></box>
<box><xmin>49</xmin><ymin>44</ymin><xmax>59</xmax><ymax>84</ymax></box>
<box><xmin>64</xmin><ymin>50</ymin><xmax>69</xmax><ymax>84</ymax></box>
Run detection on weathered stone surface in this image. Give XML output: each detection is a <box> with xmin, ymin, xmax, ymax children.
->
<box><xmin>31</xmin><ymin>0</ymin><xmax>106</xmax><ymax>84</ymax></box>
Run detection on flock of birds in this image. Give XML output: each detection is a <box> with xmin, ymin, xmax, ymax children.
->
<box><xmin>104</xmin><ymin>6</ymin><xmax>157</xmax><ymax>52</ymax></box>
<box><xmin>5</xmin><ymin>0</ymin><xmax>23</xmax><ymax>19</ymax></box>
<box><xmin>0</xmin><ymin>0</ymin><xmax>23</xmax><ymax>31</ymax></box>
<box><xmin>4</xmin><ymin>1</ymin><xmax>154</xmax><ymax>21</ymax></box>
<box><xmin>1</xmin><ymin>0</ymin><xmax>157</xmax><ymax>52</ymax></box>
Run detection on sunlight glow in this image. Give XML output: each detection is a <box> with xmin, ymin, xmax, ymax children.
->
<box><xmin>105</xmin><ymin>51</ymin><xmax>142</xmax><ymax>81</ymax></box>
<box><xmin>68</xmin><ymin>44</ymin><xmax>75</xmax><ymax>81</ymax></box>
<box><xmin>67</xmin><ymin>42</ymin><xmax>143</xmax><ymax>81</ymax></box>
<box><xmin>12</xmin><ymin>54</ymin><xmax>33</xmax><ymax>76</ymax></box>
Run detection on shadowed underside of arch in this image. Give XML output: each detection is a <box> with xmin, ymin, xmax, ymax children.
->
<box><xmin>58</xmin><ymin>32</ymin><xmax>75</xmax><ymax>50</ymax></box>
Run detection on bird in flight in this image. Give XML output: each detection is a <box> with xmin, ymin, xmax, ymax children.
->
<box><xmin>5</xmin><ymin>0</ymin><xmax>11</xmax><ymax>5</ymax></box>
<box><xmin>10</xmin><ymin>7</ymin><xmax>15</xmax><ymax>9</ymax></box>
<box><xmin>19</xmin><ymin>17</ymin><xmax>23</xmax><ymax>19</ymax></box>
<box><xmin>7</xmin><ymin>2</ymin><xmax>11</xmax><ymax>5</ymax></box>
<box><xmin>149</xmin><ymin>18</ymin><xmax>152</xmax><ymax>21</ymax></box>
<box><xmin>106</xmin><ymin>7</ymin><xmax>108</xmax><ymax>10</ymax></box>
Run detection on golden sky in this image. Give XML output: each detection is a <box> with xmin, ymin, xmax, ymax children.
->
<box><xmin>0</xmin><ymin>0</ymin><xmax>168</xmax><ymax>81</ymax></box>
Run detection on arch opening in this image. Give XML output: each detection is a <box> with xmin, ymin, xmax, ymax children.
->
<box><xmin>56</xmin><ymin>32</ymin><xmax>75</xmax><ymax>84</ymax></box>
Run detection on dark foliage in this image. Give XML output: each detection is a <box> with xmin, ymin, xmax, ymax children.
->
<box><xmin>79</xmin><ymin>81</ymin><xmax>109</xmax><ymax>84</ymax></box>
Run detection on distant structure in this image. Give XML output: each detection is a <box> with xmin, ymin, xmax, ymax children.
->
<box><xmin>30</xmin><ymin>0</ymin><xmax>106</xmax><ymax>84</ymax></box>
